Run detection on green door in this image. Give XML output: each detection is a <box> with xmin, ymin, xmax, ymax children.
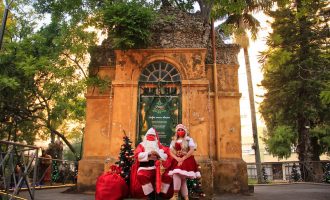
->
<box><xmin>137</xmin><ymin>62</ymin><xmax>182</xmax><ymax>146</ymax></box>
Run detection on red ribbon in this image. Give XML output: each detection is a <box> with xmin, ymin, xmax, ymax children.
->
<box><xmin>155</xmin><ymin>160</ymin><xmax>161</xmax><ymax>194</ymax></box>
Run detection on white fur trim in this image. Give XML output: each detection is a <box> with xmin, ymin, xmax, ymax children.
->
<box><xmin>158</xmin><ymin>149</ymin><xmax>168</xmax><ymax>161</ymax></box>
<box><xmin>146</xmin><ymin>128</ymin><xmax>156</xmax><ymax>136</ymax></box>
<box><xmin>138</xmin><ymin>166</ymin><xmax>156</xmax><ymax>172</ymax></box>
<box><xmin>138</xmin><ymin>152</ymin><xmax>149</xmax><ymax>162</ymax></box>
<box><xmin>141</xmin><ymin>182</ymin><xmax>154</xmax><ymax>195</ymax></box>
<box><xmin>168</xmin><ymin>169</ymin><xmax>201</xmax><ymax>179</ymax></box>
<box><xmin>161</xmin><ymin>183</ymin><xmax>170</xmax><ymax>194</ymax></box>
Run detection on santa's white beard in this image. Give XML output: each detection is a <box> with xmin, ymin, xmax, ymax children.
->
<box><xmin>143</xmin><ymin>139</ymin><xmax>159</xmax><ymax>152</ymax></box>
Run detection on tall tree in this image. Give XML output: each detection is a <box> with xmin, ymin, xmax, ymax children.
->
<box><xmin>0</xmin><ymin>0</ymin><xmax>97</xmax><ymax>160</ymax></box>
<box><xmin>260</xmin><ymin>0</ymin><xmax>330</xmax><ymax>182</ymax></box>
<box><xmin>215</xmin><ymin>0</ymin><xmax>272</xmax><ymax>183</ymax></box>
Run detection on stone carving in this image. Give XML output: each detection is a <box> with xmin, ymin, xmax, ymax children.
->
<box><xmin>226</xmin><ymin>142</ymin><xmax>241</xmax><ymax>154</ymax></box>
<box><xmin>190</xmin><ymin>111</ymin><xmax>205</xmax><ymax>126</ymax></box>
<box><xmin>217</xmin><ymin>66</ymin><xmax>238</xmax><ymax>92</ymax></box>
<box><xmin>171</xmin><ymin>53</ymin><xmax>206</xmax><ymax>80</ymax></box>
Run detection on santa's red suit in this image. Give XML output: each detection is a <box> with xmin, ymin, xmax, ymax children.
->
<box><xmin>134</xmin><ymin>128</ymin><xmax>169</xmax><ymax>199</ymax></box>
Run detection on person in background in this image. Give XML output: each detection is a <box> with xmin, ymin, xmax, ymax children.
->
<box><xmin>39</xmin><ymin>149</ymin><xmax>52</xmax><ymax>185</ymax></box>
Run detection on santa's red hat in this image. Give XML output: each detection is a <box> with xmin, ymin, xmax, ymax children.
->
<box><xmin>145</xmin><ymin>128</ymin><xmax>156</xmax><ymax>136</ymax></box>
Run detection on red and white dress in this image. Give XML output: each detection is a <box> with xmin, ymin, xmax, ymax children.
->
<box><xmin>168</xmin><ymin>137</ymin><xmax>201</xmax><ymax>179</ymax></box>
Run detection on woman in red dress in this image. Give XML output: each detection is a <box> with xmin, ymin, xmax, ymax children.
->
<box><xmin>168</xmin><ymin>124</ymin><xmax>201</xmax><ymax>200</ymax></box>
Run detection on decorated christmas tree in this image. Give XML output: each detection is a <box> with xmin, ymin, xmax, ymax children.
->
<box><xmin>262</xmin><ymin>166</ymin><xmax>268</xmax><ymax>183</ymax></box>
<box><xmin>187</xmin><ymin>165</ymin><xmax>205</xmax><ymax>199</ymax></box>
<box><xmin>116</xmin><ymin>132</ymin><xmax>135</xmax><ymax>185</ymax></box>
<box><xmin>290</xmin><ymin>163</ymin><xmax>301</xmax><ymax>182</ymax></box>
<box><xmin>322</xmin><ymin>163</ymin><xmax>330</xmax><ymax>183</ymax></box>
<box><xmin>51</xmin><ymin>160</ymin><xmax>60</xmax><ymax>182</ymax></box>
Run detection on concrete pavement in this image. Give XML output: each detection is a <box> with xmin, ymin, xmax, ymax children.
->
<box><xmin>11</xmin><ymin>183</ymin><xmax>330</xmax><ymax>200</ymax></box>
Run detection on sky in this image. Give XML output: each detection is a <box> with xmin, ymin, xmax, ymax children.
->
<box><xmin>238</xmin><ymin>11</ymin><xmax>271</xmax><ymax>139</ymax></box>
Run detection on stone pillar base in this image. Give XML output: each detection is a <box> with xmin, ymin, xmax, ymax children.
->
<box><xmin>198</xmin><ymin>159</ymin><xmax>214</xmax><ymax>199</ymax></box>
<box><xmin>77</xmin><ymin>157</ymin><xmax>105</xmax><ymax>192</ymax></box>
<box><xmin>213</xmin><ymin>159</ymin><xmax>248</xmax><ymax>194</ymax></box>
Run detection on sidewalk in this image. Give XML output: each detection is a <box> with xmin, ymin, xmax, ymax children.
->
<box><xmin>13</xmin><ymin>183</ymin><xmax>330</xmax><ymax>200</ymax></box>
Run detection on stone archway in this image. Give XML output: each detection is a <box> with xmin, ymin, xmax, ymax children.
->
<box><xmin>137</xmin><ymin>61</ymin><xmax>182</xmax><ymax>146</ymax></box>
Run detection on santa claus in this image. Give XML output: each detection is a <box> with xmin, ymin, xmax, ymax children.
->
<box><xmin>134</xmin><ymin>128</ymin><xmax>168</xmax><ymax>200</ymax></box>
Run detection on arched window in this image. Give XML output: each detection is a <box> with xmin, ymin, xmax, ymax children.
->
<box><xmin>139</xmin><ymin>62</ymin><xmax>181</xmax><ymax>82</ymax></box>
<box><xmin>137</xmin><ymin>61</ymin><xmax>182</xmax><ymax>145</ymax></box>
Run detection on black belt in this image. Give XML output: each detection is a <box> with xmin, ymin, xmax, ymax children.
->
<box><xmin>139</xmin><ymin>160</ymin><xmax>155</xmax><ymax>167</ymax></box>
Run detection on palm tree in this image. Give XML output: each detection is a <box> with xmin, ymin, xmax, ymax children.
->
<box><xmin>214</xmin><ymin>0</ymin><xmax>273</xmax><ymax>183</ymax></box>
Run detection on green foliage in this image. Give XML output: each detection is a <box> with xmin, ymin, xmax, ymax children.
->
<box><xmin>215</xmin><ymin>0</ymin><xmax>272</xmax><ymax>40</ymax></box>
<box><xmin>187</xmin><ymin>176</ymin><xmax>205</xmax><ymax>198</ymax></box>
<box><xmin>100</xmin><ymin>0</ymin><xmax>156</xmax><ymax>49</ymax></box>
<box><xmin>324</xmin><ymin>163</ymin><xmax>330</xmax><ymax>183</ymax></box>
<box><xmin>0</xmin><ymin>0</ymin><xmax>97</xmax><ymax>153</ymax></box>
<box><xmin>310</xmin><ymin>126</ymin><xmax>330</xmax><ymax>154</ymax></box>
<box><xmin>63</xmin><ymin>141</ymin><xmax>83</xmax><ymax>160</ymax></box>
<box><xmin>320</xmin><ymin>86</ymin><xmax>330</xmax><ymax>104</ymax></box>
<box><xmin>265</xmin><ymin>125</ymin><xmax>296</xmax><ymax>159</ymax></box>
<box><xmin>260</xmin><ymin>0</ymin><xmax>330</xmax><ymax>159</ymax></box>
<box><xmin>86</xmin><ymin>76</ymin><xmax>111</xmax><ymax>94</ymax></box>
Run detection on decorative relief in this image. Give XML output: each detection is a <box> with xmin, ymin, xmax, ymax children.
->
<box><xmin>225</xmin><ymin>142</ymin><xmax>241</xmax><ymax>154</ymax></box>
<box><xmin>190</xmin><ymin>111</ymin><xmax>205</xmax><ymax>126</ymax></box>
<box><xmin>171</xmin><ymin>53</ymin><xmax>206</xmax><ymax>80</ymax></box>
<box><xmin>100</xmin><ymin>126</ymin><xmax>110</xmax><ymax>138</ymax></box>
<box><xmin>217</xmin><ymin>66</ymin><xmax>238</xmax><ymax>92</ymax></box>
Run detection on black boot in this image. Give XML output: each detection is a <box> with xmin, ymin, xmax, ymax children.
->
<box><xmin>147</xmin><ymin>191</ymin><xmax>156</xmax><ymax>200</ymax></box>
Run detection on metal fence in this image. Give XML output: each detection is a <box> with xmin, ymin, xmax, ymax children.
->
<box><xmin>247</xmin><ymin>161</ymin><xmax>330</xmax><ymax>183</ymax></box>
<box><xmin>0</xmin><ymin>140</ymin><xmax>78</xmax><ymax>200</ymax></box>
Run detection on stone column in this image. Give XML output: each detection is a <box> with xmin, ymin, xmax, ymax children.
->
<box><xmin>77</xmin><ymin>67</ymin><xmax>114</xmax><ymax>191</ymax></box>
<box><xmin>211</xmin><ymin>64</ymin><xmax>249</xmax><ymax>194</ymax></box>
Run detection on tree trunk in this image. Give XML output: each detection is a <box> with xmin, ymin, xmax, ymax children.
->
<box><xmin>297</xmin><ymin>117</ymin><xmax>315</xmax><ymax>181</ymax></box>
<box><xmin>51</xmin><ymin>132</ymin><xmax>55</xmax><ymax>144</ymax></box>
<box><xmin>197</xmin><ymin>0</ymin><xmax>213</xmax><ymax>23</ymax></box>
<box><xmin>295</xmin><ymin>0</ymin><xmax>322</xmax><ymax>182</ymax></box>
<box><xmin>244</xmin><ymin>47</ymin><xmax>263</xmax><ymax>183</ymax></box>
<box><xmin>297</xmin><ymin>117</ymin><xmax>323</xmax><ymax>182</ymax></box>
<box><xmin>50</xmin><ymin>129</ymin><xmax>79</xmax><ymax>161</ymax></box>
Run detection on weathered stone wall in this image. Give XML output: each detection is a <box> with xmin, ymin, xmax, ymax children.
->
<box><xmin>205</xmin><ymin>36</ymin><xmax>240</xmax><ymax>65</ymax></box>
<box><xmin>88</xmin><ymin>6</ymin><xmax>239</xmax><ymax>69</ymax></box>
<box><xmin>149</xmin><ymin>6</ymin><xmax>210</xmax><ymax>49</ymax></box>
<box><xmin>88</xmin><ymin>40</ymin><xmax>116</xmax><ymax>68</ymax></box>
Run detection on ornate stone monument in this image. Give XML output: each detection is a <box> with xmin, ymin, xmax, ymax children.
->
<box><xmin>77</xmin><ymin>6</ymin><xmax>248</xmax><ymax>195</ymax></box>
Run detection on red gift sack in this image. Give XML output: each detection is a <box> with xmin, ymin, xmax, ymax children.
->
<box><xmin>95</xmin><ymin>167</ymin><xmax>128</xmax><ymax>200</ymax></box>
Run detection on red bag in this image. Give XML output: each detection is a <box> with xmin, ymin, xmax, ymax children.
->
<box><xmin>95</xmin><ymin>167</ymin><xmax>128</xmax><ymax>200</ymax></box>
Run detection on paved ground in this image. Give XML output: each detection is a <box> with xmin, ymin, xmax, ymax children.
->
<box><xmin>215</xmin><ymin>184</ymin><xmax>330</xmax><ymax>200</ymax></box>
<box><xmin>7</xmin><ymin>183</ymin><xmax>330</xmax><ymax>200</ymax></box>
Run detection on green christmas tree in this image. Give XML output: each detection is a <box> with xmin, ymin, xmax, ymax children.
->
<box><xmin>187</xmin><ymin>165</ymin><xmax>205</xmax><ymax>199</ymax></box>
<box><xmin>322</xmin><ymin>163</ymin><xmax>330</xmax><ymax>184</ymax></box>
<box><xmin>116</xmin><ymin>132</ymin><xmax>135</xmax><ymax>184</ymax></box>
<box><xmin>262</xmin><ymin>166</ymin><xmax>268</xmax><ymax>183</ymax></box>
<box><xmin>290</xmin><ymin>163</ymin><xmax>301</xmax><ymax>182</ymax></box>
<box><xmin>51</xmin><ymin>160</ymin><xmax>60</xmax><ymax>182</ymax></box>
